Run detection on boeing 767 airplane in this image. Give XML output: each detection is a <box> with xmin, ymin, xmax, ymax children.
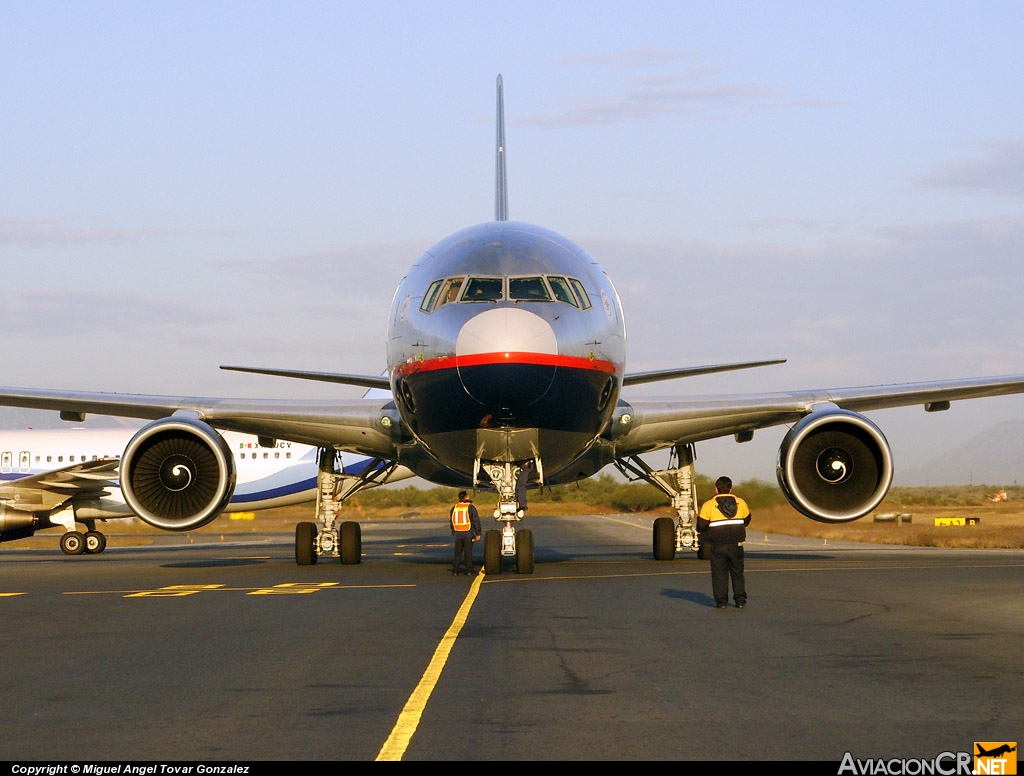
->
<box><xmin>2</xmin><ymin>76</ymin><xmax>1024</xmax><ymax>572</ymax></box>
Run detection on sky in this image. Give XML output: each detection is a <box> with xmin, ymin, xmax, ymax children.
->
<box><xmin>1</xmin><ymin>1</ymin><xmax>1022</xmax><ymax>483</ymax></box>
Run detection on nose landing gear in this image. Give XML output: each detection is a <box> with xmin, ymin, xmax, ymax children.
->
<box><xmin>478</xmin><ymin>459</ymin><xmax>538</xmax><ymax>575</ymax></box>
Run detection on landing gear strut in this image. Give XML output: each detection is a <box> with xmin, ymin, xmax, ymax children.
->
<box><xmin>294</xmin><ymin>448</ymin><xmax>397</xmax><ymax>566</ymax></box>
<box><xmin>478</xmin><ymin>459</ymin><xmax>539</xmax><ymax>574</ymax></box>
<box><xmin>615</xmin><ymin>443</ymin><xmax>701</xmax><ymax>560</ymax></box>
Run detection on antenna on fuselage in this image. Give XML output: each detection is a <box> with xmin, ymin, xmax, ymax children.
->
<box><xmin>495</xmin><ymin>74</ymin><xmax>508</xmax><ymax>221</ymax></box>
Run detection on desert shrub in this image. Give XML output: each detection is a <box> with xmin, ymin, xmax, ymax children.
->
<box><xmin>352</xmin><ymin>472</ymin><xmax>787</xmax><ymax>513</ymax></box>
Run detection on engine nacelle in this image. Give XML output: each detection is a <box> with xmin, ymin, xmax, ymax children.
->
<box><xmin>120</xmin><ymin>417</ymin><xmax>236</xmax><ymax>531</ymax></box>
<box><xmin>0</xmin><ymin>503</ymin><xmax>36</xmax><ymax>538</ymax></box>
<box><xmin>777</xmin><ymin>409</ymin><xmax>893</xmax><ymax>523</ymax></box>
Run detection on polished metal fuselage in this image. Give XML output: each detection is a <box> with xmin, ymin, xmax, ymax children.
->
<box><xmin>386</xmin><ymin>221</ymin><xmax>626</xmax><ymax>485</ymax></box>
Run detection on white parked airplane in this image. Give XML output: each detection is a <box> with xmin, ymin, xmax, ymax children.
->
<box><xmin>2</xmin><ymin>75</ymin><xmax>1024</xmax><ymax>572</ymax></box>
<box><xmin>0</xmin><ymin>427</ymin><xmax>406</xmax><ymax>555</ymax></box>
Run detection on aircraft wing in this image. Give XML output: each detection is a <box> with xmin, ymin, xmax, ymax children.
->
<box><xmin>0</xmin><ymin>459</ymin><xmax>119</xmax><ymax>513</ymax></box>
<box><xmin>615</xmin><ymin>373</ymin><xmax>1024</xmax><ymax>454</ymax></box>
<box><xmin>0</xmin><ymin>387</ymin><xmax>398</xmax><ymax>459</ymax></box>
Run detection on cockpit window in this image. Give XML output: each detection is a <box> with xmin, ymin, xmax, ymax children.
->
<box><xmin>568</xmin><ymin>278</ymin><xmax>592</xmax><ymax>310</ymax></box>
<box><xmin>421</xmin><ymin>274</ymin><xmax>592</xmax><ymax>311</ymax></box>
<box><xmin>434</xmin><ymin>277</ymin><xmax>465</xmax><ymax>309</ymax></box>
<box><xmin>420</xmin><ymin>280</ymin><xmax>443</xmax><ymax>312</ymax></box>
<box><xmin>461</xmin><ymin>277</ymin><xmax>503</xmax><ymax>302</ymax></box>
<box><xmin>508</xmin><ymin>276</ymin><xmax>551</xmax><ymax>301</ymax></box>
<box><xmin>547</xmin><ymin>276</ymin><xmax>578</xmax><ymax>307</ymax></box>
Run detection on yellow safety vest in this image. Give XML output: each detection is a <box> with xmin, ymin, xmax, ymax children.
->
<box><xmin>451</xmin><ymin>503</ymin><xmax>472</xmax><ymax>531</ymax></box>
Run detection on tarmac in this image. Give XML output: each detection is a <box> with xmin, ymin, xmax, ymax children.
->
<box><xmin>1</xmin><ymin>513</ymin><xmax>1020</xmax><ymax>761</ymax></box>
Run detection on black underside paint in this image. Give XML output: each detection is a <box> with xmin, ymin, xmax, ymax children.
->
<box><xmin>396</xmin><ymin>363</ymin><xmax>617</xmax><ymax>475</ymax></box>
<box><xmin>400</xmin><ymin>363</ymin><xmax>612</xmax><ymax>435</ymax></box>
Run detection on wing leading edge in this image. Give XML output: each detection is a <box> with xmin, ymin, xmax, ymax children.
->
<box><xmin>614</xmin><ymin>373</ymin><xmax>1024</xmax><ymax>454</ymax></box>
<box><xmin>0</xmin><ymin>386</ymin><xmax>398</xmax><ymax>460</ymax></box>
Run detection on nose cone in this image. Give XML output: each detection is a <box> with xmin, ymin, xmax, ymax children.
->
<box><xmin>455</xmin><ymin>308</ymin><xmax>557</xmax><ymax>409</ymax></box>
<box><xmin>456</xmin><ymin>307</ymin><xmax>557</xmax><ymax>357</ymax></box>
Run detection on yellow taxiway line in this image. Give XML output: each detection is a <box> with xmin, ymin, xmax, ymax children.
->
<box><xmin>376</xmin><ymin>569</ymin><xmax>485</xmax><ymax>761</ymax></box>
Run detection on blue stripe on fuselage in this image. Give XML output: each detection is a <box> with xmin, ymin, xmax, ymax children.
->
<box><xmin>230</xmin><ymin>475</ymin><xmax>318</xmax><ymax>504</ymax></box>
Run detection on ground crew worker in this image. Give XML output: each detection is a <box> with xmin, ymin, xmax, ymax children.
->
<box><xmin>450</xmin><ymin>491</ymin><xmax>481</xmax><ymax>575</ymax></box>
<box><xmin>515</xmin><ymin>460</ymin><xmax>533</xmax><ymax>513</ymax></box>
<box><xmin>697</xmin><ymin>476</ymin><xmax>751</xmax><ymax>609</ymax></box>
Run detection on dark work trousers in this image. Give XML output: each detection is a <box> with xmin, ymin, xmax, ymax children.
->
<box><xmin>709</xmin><ymin>542</ymin><xmax>746</xmax><ymax>605</ymax></box>
<box><xmin>452</xmin><ymin>533</ymin><xmax>475</xmax><ymax>573</ymax></box>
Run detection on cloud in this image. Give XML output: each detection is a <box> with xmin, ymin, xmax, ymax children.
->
<box><xmin>212</xmin><ymin>240</ymin><xmax>425</xmax><ymax>293</ymax></box>
<box><xmin>0</xmin><ymin>289</ymin><xmax>227</xmax><ymax>337</ymax></box>
<box><xmin>915</xmin><ymin>139</ymin><xmax>1024</xmax><ymax>198</ymax></box>
<box><xmin>0</xmin><ymin>217</ymin><xmax>179</xmax><ymax>247</ymax></box>
<box><xmin>577</xmin><ymin>213</ymin><xmax>1024</xmax><ymax>387</ymax></box>
<box><xmin>557</xmin><ymin>48</ymin><xmax>698</xmax><ymax>69</ymax></box>
<box><xmin>514</xmin><ymin>54</ymin><xmax>831</xmax><ymax>128</ymax></box>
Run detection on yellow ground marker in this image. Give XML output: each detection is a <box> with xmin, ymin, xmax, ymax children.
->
<box><xmin>934</xmin><ymin>517</ymin><xmax>981</xmax><ymax>526</ymax></box>
<box><xmin>376</xmin><ymin>570</ymin><xmax>485</xmax><ymax>761</ymax></box>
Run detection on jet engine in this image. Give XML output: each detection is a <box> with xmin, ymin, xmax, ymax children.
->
<box><xmin>120</xmin><ymin>417</ymin><xmax>236</xmax><ymax>531</ymax></box>
<box><xmin>776</xmin><ymin>408</ymin><xmax>893</xmax><ymax>523</ymax></box>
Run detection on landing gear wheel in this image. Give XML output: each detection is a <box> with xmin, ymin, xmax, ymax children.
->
<box><xmin>84</xmin><ymin>531</ymin><xmax>107</xmax><ymax>554</ymax></box>
<box><xmin>515</xmin><ymin>528</ymin><xmax>534</xmax><ymax>575</ymax></box>
<box><xmin>484</xmin><ymin>529</ymin><xmax>501</xmax><ymax>575</ymax></box>
<box><xmin>60</xmin><ymin>531</ymin><xmax>86</xmax><ymax>556</ymax></box>
<box><xmin>340</xmin><ymin>521</ymin><xmax>361</xmax><ymax>565</ymax></box>
<box><xmin>653</xmin><ymin>517</ymin><xmax>676</xmax><ymax>561</ymax></box>
<box><xmin>295</xmin><ymin>522</ymin><xmax>318</xmax><ymax>566</ymax></box>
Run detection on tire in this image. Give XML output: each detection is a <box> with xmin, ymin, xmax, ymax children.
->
<box><xmin>484</xmin><ymin>529</ymin><xmax>501</xmax><ymax>575</ymax></box>
<box><xmin>653</xmin><ymin>517</ymin><xmax>675</xmax><ymax>561</ymax></box>
<box><xmin>84</xmin><ymin>531</ymin><xmax>107</xmax><ymax>554</ymax></box>
<box><xmin>515</xmin><ymin>528</ymin><xmax>534</xmax><ymax>575</ymax></box>
<box><xmin>340</xmin><ymin>521</ymin><xmax>361</xmax><ymax>565</ymax></box>
<box><xmin>295</xmin><ymin>522</ymin><xmax>318</xmax><ymax>566</ymax></box>
<box><xmin>60</xmin><ymin>531</ymin><xmax>86</xmax><ymax>556</ymax></box>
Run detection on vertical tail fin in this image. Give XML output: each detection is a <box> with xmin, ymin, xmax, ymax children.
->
<box><xmin>495</xmin><ymin>74</ymin><xmax>508</xmax><ymax>221</ymax></box>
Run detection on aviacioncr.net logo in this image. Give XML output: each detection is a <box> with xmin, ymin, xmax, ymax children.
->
<box><xmin>838</xmin><ymin>751</ymin><xmax>973</xmax><ymax>775</ymax></box>
<box><xmin>974</xmin><ymin>743</ymin><xmax>1017</xmax><ymax>775</ymax></box>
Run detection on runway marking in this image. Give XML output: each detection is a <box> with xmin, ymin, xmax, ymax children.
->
<box><xmin>596</xmin><ymin>514</ymin><xmax>652</xmax><ymax>530</ymax></box>
<box><xmin>481</xmin><ymin>561</ymin><xmax>1024</xmax><ymax>584</ymax></box>
<box><xmin>0</xmin><ymin>592</ymin><xmax>25</xmax><ymax>597</ymax></box>
<box><xmin>248</xmin><ymin>582</ymin><xmax>340</xmax><ymax>595</ymax></box>
<box><xmin>483</xmin><ymin>569</ymin><xmax>706</xmax><ymax>583</ymax></box>
<box><xmin>376</xmin><ymin>568</ymin><xmax>485</xmax><ymax>761</ymax></box>
<box><xmin>66</xmin><ymin>582</ymin><xmax>416</xmax><ymax>598</ymax></box>
<box><xmin>127</xmin><ymin>584</ymin><xmax>225</xmax><ymax>597</ymax></box>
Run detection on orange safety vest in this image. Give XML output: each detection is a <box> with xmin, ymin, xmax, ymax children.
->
<box><xmin>451</xmin><ymin>503</ymin><xmax>472</xmax><ymax>531</ymax></box>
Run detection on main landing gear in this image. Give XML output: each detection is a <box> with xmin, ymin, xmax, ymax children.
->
<box><xmin>51</xmin><ymin>507</ymin><xmax>108</xmax><ymax>555</ymax></box>
<box><xmin>58</xmin><ymin>530</ymin><xmax>106</xmax><ymax>555</ymax></box>
<box><xmin>478</xmin><ymin>459</ymin><xmax>537</xmax><ymax>575</ymax></box>
<box><xmin>295</xmin><ymin>448</ymin><xmax>398</xmax><ymax>566</ymax></box>
<box><xmin>615</xmin><ymin>443</ymin><xmax>702</xmax><ymax>561</ymax></box>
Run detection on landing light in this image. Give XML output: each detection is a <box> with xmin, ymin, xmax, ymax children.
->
<box><xmin>380</xmin><ymin>416</ymin><xmax>393</xmax><ymax>429</ymax></box>
<box><xmin>619</xmin><ymin>413</ymin><xmax>632</xmax><ymax>425</ymax></box>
